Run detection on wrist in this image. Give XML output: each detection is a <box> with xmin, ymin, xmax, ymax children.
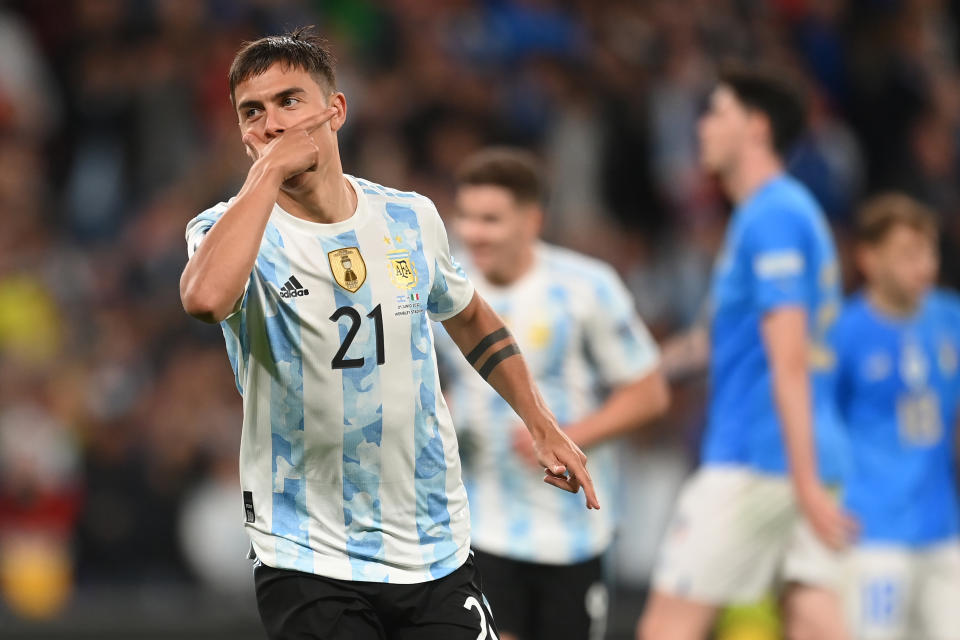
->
<box><xmin>249</xmin><ymin>158</ymin><xmax>284</xmax><ymax>190</ymax></box>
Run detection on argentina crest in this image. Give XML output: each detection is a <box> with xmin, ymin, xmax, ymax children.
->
<box><xmin>327</xmin><ymin>247</ymin><xmax>366</xmax><ymax>293</ymax></box>
<box><xmin>387</xmin><ymin>249</ymin><xmax>418</xmax><ymax>290</ymax></box>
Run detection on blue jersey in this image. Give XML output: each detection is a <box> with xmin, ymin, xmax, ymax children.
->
<box><xmin>703</xmin><ymin>174</ymin><xmax>847</xmax><ymax>481</ymax></box>
<box><xmin>834</xmin><ymin>290</ymin><xmax>960</xmax><ymax>546</ymax></box>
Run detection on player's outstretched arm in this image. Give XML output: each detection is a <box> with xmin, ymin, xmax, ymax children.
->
<box><xmin>180</xmin><ymin>108</ymin><xmax>336</xmax><ymax>323</ymax></box>
<box><xmin>562</xmin><ymin>369</ymin><xmax>670</xmax><ymax>450</ymax></box>
<box><xmin>762</xmin><ymin>307</ymin><xmax>857</xmax><ymax>549</ymax></box>
<box><xmin>441</xmin><ymin>292</ymin><xmax>600</xmax><ymax>509</ymax></box>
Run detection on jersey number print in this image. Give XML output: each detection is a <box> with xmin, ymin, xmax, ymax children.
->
<box><xmin>329</xmin><ymin>304</ymin><xmax>385</xmax><ymax>369</ymax></box>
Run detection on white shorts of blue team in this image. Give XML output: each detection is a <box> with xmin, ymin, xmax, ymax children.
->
<box><xmin>651</xmin><ymin>466</ymin><xmax>843</xmax><ymax>605</ymax></box>
<box><xmin>844</xmin><ymin>541</ymin><xmax>960</xmax><ymax>640</ymax></box>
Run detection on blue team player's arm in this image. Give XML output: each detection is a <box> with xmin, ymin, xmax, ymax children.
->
<box><xmin>442</xmin><ymin>292</ymin><xmax>601</xmax><ymax>510</ymax></box>
<box><xmin>750</xmin><ymin>210</ymin><xmax>857</xmax><ymax>550</ymax></box>
<box><xmin>763</xmin><ymin>309</ymin><xmax>856</xmax><ymax>549</ymax></box>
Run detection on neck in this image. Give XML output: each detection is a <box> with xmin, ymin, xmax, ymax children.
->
<box><xmin>723</xmin><ymin>147</ymin><xmax>783</xmax><ymax>204</ymax></box>
<box><xmin>486</xmin><ymin>244</ymin><xmax>537</xmax><ymax>286</ymax></box>
<box><xmin>866</xmin><ymin>285</ymin><xmax>921</xmax><ymax>318</ymax></box>
<box><xmin>277</xmin><ymin>160</ymin><xmax>357</xmax><ymax>224</ymax></box>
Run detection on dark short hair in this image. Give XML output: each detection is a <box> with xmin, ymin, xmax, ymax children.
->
<box><xmin>455</xmin><ymin>147</ymin><xmax>544</xmax><ymax>205</ymax></box>
<box><xmin>229</xmin><ymin>26</ymin><xmax>336</xmax><ymax>106</ymax></box>
<box><xmin>856</xmin><ymin>192</ymin><xmax>939</xmax><ymax>245</ymax></box>
<box><xmin>718</xmin><ymin>62</ymin><xmax>808</xmax><ymax>157</ymax></box>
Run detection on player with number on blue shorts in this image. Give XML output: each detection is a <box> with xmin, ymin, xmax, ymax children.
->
<box><xmin>833</xmin><ymin>194</ymin><xmax>960</xmax><ymax>640</ymax></box>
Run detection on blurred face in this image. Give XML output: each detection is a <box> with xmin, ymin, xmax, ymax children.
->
<box><xmin>455</xmin><ymin>185</ymin><xmax>541</xmax><ymax>284</ymax></box>
<box><xmin>233</xmin><ymin>63</ymin><xmax>345</xmax><ymax>192</ymax></box>
<box><xmin>860</xmin><ymin>224</ymin><xmax>939</xmax><ymax>311</ymax></box>
<box><xmin>698</xmin><ymin>85</ymin><xmax>753</xmax><ymax>175</ymax></box>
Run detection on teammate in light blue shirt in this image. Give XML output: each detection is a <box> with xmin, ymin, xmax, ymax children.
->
<box><xmin>640</xmin><ymin>65</ymin><xmax>855</xmax><ymax>640</ymax></box>
<box><xmin>437</xmin><ymin>148</ymin><xmax>669</xmax><ymax>640</ymax></box>
<box><xmin>833</xmin><ymin>194</ymin><xmax>960</xmax><ymax>639</ymax></box>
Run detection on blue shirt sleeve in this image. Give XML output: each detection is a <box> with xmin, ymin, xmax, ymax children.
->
<box><xmin>743</xmin><ymin>209</ymin><xmax>812</xmax><ymax>313</ymax></box>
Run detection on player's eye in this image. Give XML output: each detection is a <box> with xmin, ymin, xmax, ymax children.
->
<box><xmin>281</xmin><ymin>96</ymin><xmax>299</xmax><ymax>107</ymax></box>
<box><xmin>245</xmin><ymin>107</ymin><xmax>261</xmax><ymax>120</ymax></box>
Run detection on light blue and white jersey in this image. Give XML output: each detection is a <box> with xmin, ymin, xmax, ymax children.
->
<box><xmin>834</xmin><ymin>290</ymin><xmax>960</xmax><ymax>547</ymax></box>
<box><xmin>185</xmin><ymin>176</ymin><xmax>475</xmax><ymax>584</ymax></box>
<box><xmin>436</xmin><ymin>243</ymin><xmax>660</xmax><ymax>564</ymax></box>
<box><xmin>704</xmin><ymin>174</ymin><xmax>848</xmax><ymax>482</ymax></box>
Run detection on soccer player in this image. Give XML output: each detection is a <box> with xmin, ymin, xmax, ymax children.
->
<box><xmin>178</xmin><ymin>28</ymin><xmax>599</xmax><ymax>640</ymax></box>
<box><xmin>436</xmin><ymin>148</ymin><xmax>670</xmax><ymax>640</ymax></box>
<box><xmin>638</xmin><ymin>65</ymin><xmax>857</xmax><ymax>640</ymax></box>
<box><xmin>833</xmin><ymin>194</ymin><xmax>960</xmax><ymax>639</ymax></box>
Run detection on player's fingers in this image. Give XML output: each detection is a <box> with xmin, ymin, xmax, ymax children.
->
<box><xmin>542</xmin><ymin>473</ymin><xmax>579</xmax><ymax>494</ymax></box>
<box><xmin>298</xmin><ymin>106</ymin><xmax>339</xmax><ymax>133</ymax></box>
<box><xmin>568</xmin><ymin>458</ymin><xmax>600</xmax><ymax>510</ymax></box>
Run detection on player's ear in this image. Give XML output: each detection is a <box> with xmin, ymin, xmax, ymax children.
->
<box><xmin>328</xmin><ymin>92</ymin><xmax>347</xmax><ymax>132</ymax></box>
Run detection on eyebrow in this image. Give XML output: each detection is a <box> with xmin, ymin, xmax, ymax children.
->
<box><xmin>236</xmin><ymin>87</ymin><xmax>307</xmax><ymax>112</ymax></box>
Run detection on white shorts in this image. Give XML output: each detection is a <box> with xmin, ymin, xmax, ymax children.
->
<box><xmin>845</xmin><ymin>541</ymin><xmax>960</xmax><ymax>640</ymax></box>
<box><xmin>651</xmin><ymin>466</ymin><xmax>843</xmax><ymax>605</ymax></box>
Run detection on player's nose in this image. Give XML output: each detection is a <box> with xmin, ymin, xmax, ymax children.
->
<box><xmin>263</xmin><ymin>110</ymin><xmax>285</xmax><ymax>139</ymax></box>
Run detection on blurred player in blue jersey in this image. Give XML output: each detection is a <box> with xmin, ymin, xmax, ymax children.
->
<box><xmin>639</xmin><ymin>65</ymin><xmax>856</xmax><ymax>640</ymax></box>
<box><xmin>833</xmin><ymin>194</ymin><xmax>960</xmax><ymax>640</ymax></box>
<box><xmin>436</xmin><ymin>148</ymin><xmax>670</xmax><ymax>640</ymax></box>
<box><xmin>179</xmin><ymin>28</ymin><xmax>600</xmax><ymax>640</ymax></box>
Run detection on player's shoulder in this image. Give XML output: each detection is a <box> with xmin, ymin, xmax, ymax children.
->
<box><xmin>746</xmin><ymin>174</ymin><xmax>822</xmax><ymax>225</ymax></box>
<box><xmin>836</xmin><ymin>291</ymin><xmax>872</xmax><ymax>331</ymax></box>
<box><xmin>538</xmin><ymin>243</ymin><xmax>627</xmax><ymax>296</ymax></box>
<box><xmin>350</xmin><ymin>175</ymin><xmax>437</xmax><ymax>214</ymax></box>
<box><xmin>927</xmin><ymin>287</ymin><xmax>960</xmax><ymax>324</ymax></box>
<box><xmin>187</xmin><ymin>199</ymin><xmax>232</xmax><ymax>228</ymax></box>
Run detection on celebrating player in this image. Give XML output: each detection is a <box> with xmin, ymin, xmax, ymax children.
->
<box><xmin>833</xmin><ymin>194</ymin><xmax>960</xmax><ymax>639</ymax></box>
<box><xmin>638</xmin><ymin>65</ymin><xmax>856</xmax><ymax>640</ymax></box>
<box><xmin>436</xmin><ymin>148</ymin><xmax>669</xmax><ymax>640</ymax></box>
<box><xmin>179</xmin><ymin>28</ymin><xmax>598</xmax><ymax>640</ymax></box>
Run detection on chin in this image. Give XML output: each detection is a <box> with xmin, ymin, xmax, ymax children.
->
<box><xmin>281</xmin><ymin>172</ymin><xmax>314</xmax><ymax>192</ymax></box>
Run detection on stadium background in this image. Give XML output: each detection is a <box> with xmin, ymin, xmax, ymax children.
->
<box><xmin>0</xmin><ymin>0</ymin><xmax>958</xmax><ymax>638</ymax></box>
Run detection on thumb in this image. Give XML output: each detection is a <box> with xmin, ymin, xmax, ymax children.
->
<box><xmin>544</xmin><ymin>463</ymin><xmax>567</xmax><ymax>477</ymax></box>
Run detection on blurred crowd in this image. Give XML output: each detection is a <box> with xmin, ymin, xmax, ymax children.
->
<box><xmin>1</xmin><ymin>0</ymin><xmax>959</xmax><ymax>627</ymax></box>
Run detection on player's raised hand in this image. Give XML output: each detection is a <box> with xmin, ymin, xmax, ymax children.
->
<box><xmin>532</xmin><ymin>422</ymin><xmax>600</xmax><ymax>510</ymax></box>
<box><xmin>796</xmin><ymin>481</ymin><xmax>858</xmax><ymax>550</ymax></box>
<box><xmin>243</xmin><ymin>106</ymin><xmax>338</xmax><ymax>181</ymax></box>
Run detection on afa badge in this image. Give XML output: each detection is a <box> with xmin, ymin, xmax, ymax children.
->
<box><xmin>388</xmin><ymin>250</ymin><xmax>418</xmax><ymax>290</ymax></box>
<box><xmin>327</xmin><ymin>247</ymin><xmax>366</xmax><ymax>293</ymax></box>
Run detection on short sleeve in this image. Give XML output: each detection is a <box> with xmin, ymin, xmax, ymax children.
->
<box><xmin>584</xmin><ymin>265</ymin><xmax>660</xmax><ymax>387</ymax></box>
<box><xmin>185</xmin><ymin>203</ymin><xmax>228</xmax><ymax>258</ymax></box>
<box><xmin>744</xmin><ymin>210</ymin><xmax>811</xmax><ymax>313</ymax></box>
<box><xmin>184</xmin><ymin>202</ymin><xmax>248</xmax><ymax>318</ymax></box>
<box><xmin>425</xmin><ymin>205</ymin><xmax>475</xmax><ymax>321</ymax></box>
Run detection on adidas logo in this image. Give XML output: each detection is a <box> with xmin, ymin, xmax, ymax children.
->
<box><xmin>280</xmin><ymin>275</ymin><xmax>310</xmax><ymax>298</ymax></box>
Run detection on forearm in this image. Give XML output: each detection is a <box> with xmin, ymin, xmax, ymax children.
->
<box><xmin>660</xmin><ymin>326</ymin><xmax>710</xmax><ymax>382</ymax></box>
<box><xmin>762</xmin><ymin>308</ymin><xmax>821</xmax><ymax>492</ymax></box>
<box><xmin>771</xmin><ymin>362</ymin><xmax>820</xmax><ymax>490</ymax></box>
<box><xmin>565</xmin><ymin>370</ymin><xmax>670</xmax><ymax>449</ymax></box>
<box><xmin>180</xmin><ymin>161</ymin><xmax>281</xmax><ymax>322</ymax></box>
<box><xmin>442</xmin><ymin>294</ymin><xmax>555</xmax><ymax>435</ymax></box>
